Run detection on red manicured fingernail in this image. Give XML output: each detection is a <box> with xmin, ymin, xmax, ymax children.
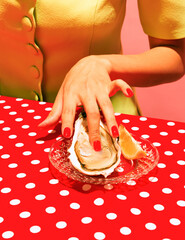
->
<box><xmin>93</xmin><ymin>140</ymin><xmax>101</xmax><ymax>151</ymax></box>
<box><xmin>63</xmin><ymin>127</ymin><xmax>71</xmax><ymax>138</ymax></box>
<box><xmin>111</xmin><ymin>125</ymin><xmax>119</xmax><ymax>138</ymax></box>
<box><xmin>126</xmin><ymin>88</ymin><xmax>134</xmax><ymax>97</ymax></box>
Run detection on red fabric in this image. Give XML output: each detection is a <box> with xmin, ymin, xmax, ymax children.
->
<box><xmin>0</xmin><ymin>96</ymin><xmax>185</xmax><ymax>240</ymax></box>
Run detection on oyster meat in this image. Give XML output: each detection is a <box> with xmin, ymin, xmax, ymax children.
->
<box><xmin>68</xmin><ymin>116</ymin><xmax>121</xmax><ymax>177</ymax></box>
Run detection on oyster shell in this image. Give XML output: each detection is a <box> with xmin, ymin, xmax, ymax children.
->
<box><xmin>68</xmin><ymin>116</ymin><xmax>121</xmax><ymax>177</ymax></box>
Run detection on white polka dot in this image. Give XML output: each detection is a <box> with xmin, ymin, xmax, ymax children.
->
<box><xmin>16</xmin><ymin>173</ymin><xmax>26</xmax><ymax>178</ymax></box>
<box><xmin>1</xmin><ymin>187</ymin><xmax>11</xmax><ymax>193</ymax></box>
<box><xmin>140</xmin><ymin>117</ymin><xmax>147</xmax><ymax>121</ymax></box>
<box><xmin>162</xmin><ymin>188</ymin><xmax>172</xmax><ymax>194</ymax></box>
<box><xmin>152</xmin><ymin>142</ymin><xmax>161</xmax><ymax>147</ymax></box>
<box><xmin>0</xmin><ymin>145</ymin><xmax>3</xmax><ymax>150</ymax></box>
<box><xmin>49</xmin><ymin>179</ymin><xmax>59</xmax><ymax>184</ymax></box>
<box><xmin>0</xmin><ymin>120</ymin><xmax>4</xmax><ymax>124</ymax></box>
<box><xmin>171</xmin><ymin>139</ymin><xmax>180</xmax><ymax>144</ymax></box>
<box><xmin>8</xmin><ymin>163</ymin><xmax>18</xmax><ymax>168</ymax></box>
<box><xmin>148</xmin><ymin>177</ymin><xmax>158</xmax><ymax>182</ymax></box>
<box><xmin>30</xmin><ymin>225</ymin><xmax>41</xmax><ymax>233</ymax></box>
<box><xmin>178</xmin><ymin>129</ymin><xmax>185</xmax><ymax>134</ymax></box>
<box><xmin>2</xmin><ymin>231</ymin><xmax>14</xmax><ymax>239</ymax></box>
<box><xmin>70</xmin><ymin>203</ymin><xmax>80</xmax><ymax>210</ymax></box>
<box><xmin>169</xmin><ymin>218</ymin><xmax>181</xmax><ymax>226</ymax></box>
<box><xmin>44</xmin><ymin>148</ymin><xmax>50</xmax><ymax>153</ymax></box>
<box><xmin>141</xmin><ymin>134</ymin><xmax>150</xmax><ymax>139</ymax></box>
<box><xmin>81</xmin><ymin>217</ymin><xmax>92</xmax><ymax>224</ymax></box>
<box><xmin>31</xmin><ymin>160</ymin><xmax>40</xmax><ymax>165</ymax></box>
<box><xmin>145</xmin><ymin>223</ymin><xmax>157</xmax><ymax>230</ymax></box>
<box><xmin>126</xmin><ymin>180</ymin><xmax>136</xmax><ymax>186</ymax></box>
<box><xmin>35</xmin><ymin>194</ymin><xmax>46</xmax><ymax>200</ymax></box>
<box><xmin>130</xmin><ymin>208</ymin><xmax>141</xmax><ymax>215</ymax></box>
<box><xmin>0</xmin><ymin>177</ymin><xmax>3</xmax><ymax>182</ymax></box>
<box><xmin>0</xmin><ymin>217</ymin><xmax>4</xmax><ymax>223</ymax></box>
<box><xmin>15</xmin><ymin>118</ymin><xmax>23</xmax><ymax>122</ymax></box>
<box><xmin>160</xmin><ymin>132</ymin><xmax>168</xmax><ymax>136</ymax></box>
<box><xmin>3</xmin><ymin>105</ymin><xmax>11</xmax><ymax>109</ymax></box>
<box><xmin>45</xmin><ymin>207</ymin><xmax>56</xmax><ymax>214</ymax></box>
<box><xmin>21</xmin><ymin>103</ymin><xmax>29</xmax><ymax>107</ymax></box>
<box><xmin>82</xmin><ymin>184</ymin><xmax>92</xmax><ymax>191</ymax></box>
<box><xmin>170</xmin><ymin>173</ymin><xmax>179</xmax><ymax>179</ymax></box>
<box><xmin>68</xmin><ymin>238</ymin><xmax>79</xmax><ymax>240</ymax></box>
<box><xmin>157</xmin><ymin>163</ymin><xmax>166</xmax><ymax>168</ymax></box>
<box><xmin>2</xmin><ymin>127</ymin><xmax>11</xmax><ymax>131</ymax></box>
<box><xmin>113</xmin><ymin>112</ymin><xmax>121</xmax><ymax>117</ymax></box>
<box><xmin>56</xmin><ymin>136</ymin><xmax>62</xmax><ymax>141</ymax></box>
<box><xmin>122</xmin><ymin>119</ymin><xmax>130</xmax><ymax>123</ymax></box>
<box><xmin>1</xmin><ymin>154</ymin><xmax>10</xmax><ymax>159</ymax></box>
<box><xmin>56</xmin><ymin>221</ymin><xmax>67</xmax><ymax>229</ymax></box>
<box><xmin>9</xmin><ymin>111</ymin><xmax>17</xmax><ymax>115</ymax></box>
<box><xmin>45</xmin><ymin>107</ymin><xmax>52</xmax><ymax>111</ymax></box>
<box><xmin>27</xmin><ymin>109</ymin><xmax>35</xmax><ymax>113</ymax></box>
<box><xmin>23</xmin><ymin>151</ymin><xmax>32</xmax><ymax>156</ymax></box>
<box><xmin>94</xmin><ymin>232</ymin><xmax>106</xmax><ymax>240</ymax></box>
<box><xmin>0</xmin><ymin>100</ymin><xmax>5</xmax><ymax>103</ymax></box>
<box><xmin>40</xmin><ymin>167</ymin><xmax>49</xmax><ymax>172</ymax></box>
<box><xmin>149</xmin><ymin>125</ymin><xmax>157</xmax><ymax>129</ymax></box>
<box><xmin>104</xmin><ymin>184</ymin><xmax>114</xmax><ymax>190</ymax></box>
<box><xmin>19</xmin><ymin>211</ymin><xmax>31</xmax><ymax>218</ymax></box>
<box><xmin>33</xmin><ymin>116</ymin><xmax>41</xmax><ymax>120</ymax></box>
<box><xmin>139</xmin><ymin>191</ymin><xmax>150</xmax><ymax>198</ymax></box>
<box><xmin>16</xmin><ymin>98</ymin><xmax>23</xmax><ymax>101</ymax></box>
<box><xmin>177</xmin><ymin>160</ymin><xmax>185</xmax><ymax>165</ymax></box>
<box><xmin>154</xmin><ymin>204</ymin><xmax>164</xmax><ymax>211</ymax></box>
<box><xmin>39</xmin><ymin>101</ymin><xmax>46</xmax><ymax>105</ymax></box>
<box><xmin>59</xmin><ymin>190</ymin><xmax>69</xmax><ymax>196</ymax></box>
<box><xmin>36</xmin><ymin>140</ymin><xmax>45</xmax><ymax>144</ymax></box>
<box><xmin>120</xmin><ymin>227</ymin><xmax>131</xmax><ymax>235</ymax></box>
<box><xmin>94</xmin><ymin>198</ymin><xmax>104</xmax><ymax>206</ymax></box>
<box><xmin>167</xmin><ymin>122</ymin><xmax>175</xmax><ymax>126</ymax></box>
<box><xmin>116</xmin><ymin>194</ymin><xmax>127</xmax><ymax>200</ymax></box>
<box><xmin>106</xmin><ymin>213</ymin><xmax>117</xmax><ymax>220</ymax></box>
<box><xmin>8</xmin><ymin>135</ymin><xmax>17</xmax><ymax>139</ymax></box>
<box><xmin>28</xmin><ymin>132</ymin><xmax>37</xmax><ymax>136</ymax></box>
<box><xmin>48</xmin><ymin>129</ymin><xmax>56</xmax><ymax>134</ymax></box>
<box><xmin>10</xmin><ymin>199</ymin><xmax>21</xmax><ymax>206</ymax></box>
<box><xmin>115</xmin><ymin>166</ymin><xmax>124</xmax><ymax>172</ymax></box>
<box><xmin>21</xmin><ymin>125</ymin><xmax>30</xmax><ymax>129</ymax></box>
<box><xmin>177</xmin><ymin>200</ymin><xmax>185</xmax><ymax>207</ymax></box>
<box><xmin>164</xmin><ymin>151</ymin><xmax>173</xmax><ymax>156</ymax></box>
<box><xmin>131</xmin><ymin>127</ymin><xmax>139</xmax><ymax>131</ymax></box>
<box><xmin>25</xmin><ymin>183</ymin><xmax>35</xmax><ymax>189</ymax></box>
<box><xmin>15</xmin><ymin>143</ymin><xmax>24</xmax><ymax>147</ymax></box>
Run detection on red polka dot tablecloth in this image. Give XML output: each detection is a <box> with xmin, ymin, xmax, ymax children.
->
<box><xmin>0</xmin><ymin>96</ymin><xmax>185</xmax><ymax>240</ymax></box>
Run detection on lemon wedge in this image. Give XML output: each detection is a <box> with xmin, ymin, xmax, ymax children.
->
<box><xmin>118</xmin><ymin>124</ymin><xmax>146</xmax><ymax>160</ymax></box>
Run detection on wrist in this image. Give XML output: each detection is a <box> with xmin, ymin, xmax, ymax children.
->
<box><xmin>81</xmin><ymin>55</ymin><xmax>112</xmax><ymax>73</ymax></box>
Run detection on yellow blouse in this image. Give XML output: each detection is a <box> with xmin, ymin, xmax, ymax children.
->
<box><xmin>0</xmin><ymin>0</ymin><xmax>185</xmax><ymax>115</ymax></box>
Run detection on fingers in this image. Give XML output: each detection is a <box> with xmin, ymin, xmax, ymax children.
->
<box><xmin>97</xmin><ymin>94</ymin><xmax>119</xmax><ymax>138</ymax></box>
<box><xmin>83</xmin><ymin>96</ymin><xmax>101</xmax><ymax>151</ymax></box>
<box><xmin>38</xmin><ymin>89</ymin><xmax>63</xmax><ymax>128</ymax></box>
<box><xmin>61</xmin><ymin>93</ymin><xmax>77</xmax><ymax>138</ymax></box>
<box><xmin>109</xmin><ymin>79</ymin><xmax>133</xmax><ymax>98</ymax></box>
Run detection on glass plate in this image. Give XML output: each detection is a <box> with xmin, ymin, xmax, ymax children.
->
<box><xmin>49</xmin><ymin>135</ymin><xmax>159</xmax><ymax>185</ymax></box>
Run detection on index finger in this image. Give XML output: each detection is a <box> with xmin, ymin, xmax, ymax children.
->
<box><xmin>83</xmin><ymin>96</ymin><xmax>101</xmax><ymax>151</ymax></box>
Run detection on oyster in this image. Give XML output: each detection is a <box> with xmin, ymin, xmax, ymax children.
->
<box><xmin>68</xmin><ymin>116</ymin><xmax>121</xmax><ymax>177</ymax></box>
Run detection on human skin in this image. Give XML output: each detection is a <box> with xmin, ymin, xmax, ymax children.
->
<box><xmin>39</xmin><ymin>36</ymin><xmax>185</xmax><ymax>151</ymax></box>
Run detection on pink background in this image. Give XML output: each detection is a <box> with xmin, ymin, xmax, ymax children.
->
<box><xmin>121</xmin><ymin>0</ymin><xmax>185</xmax><ymax>122</ymax></box>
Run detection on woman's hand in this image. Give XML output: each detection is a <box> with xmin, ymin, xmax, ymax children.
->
<box><xmin>39</xmin><ymin>55</ymin><xmax>133</xmax><ymax>151</ymax></box>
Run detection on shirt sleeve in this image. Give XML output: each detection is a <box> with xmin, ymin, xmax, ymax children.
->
<box><xmin>137</xmin><ymin>0</ymin><xmax>185</xmax><ymax>39</ymax></box>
